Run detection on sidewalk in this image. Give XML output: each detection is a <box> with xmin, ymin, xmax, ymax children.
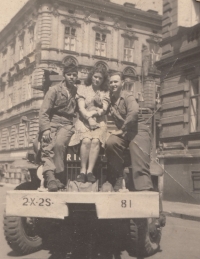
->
<box><xmin>163</xmin><ymin>200</ymin><xmax>200</xmax><ymax>222</ymax></box>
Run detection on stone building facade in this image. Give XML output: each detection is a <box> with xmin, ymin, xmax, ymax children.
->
<box><xmin>0</xmin><ymin>0</ymin><xmax>162</xmax><ymax>183</ymax></box>
<box><xmin>157</xmin><ymin>0</ymin><xmax>200</xmax><ymax>203</ymax></box>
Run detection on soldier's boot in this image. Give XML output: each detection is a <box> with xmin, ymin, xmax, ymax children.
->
<box><xmin>55</xmin><ymin>172</ymin><xmax>65</xmax><ymax>189</ymax></box>
<box><xmin>44</xmin><ymin>170</ymin><xmax>58</xmax><ymax>192</ymax></box>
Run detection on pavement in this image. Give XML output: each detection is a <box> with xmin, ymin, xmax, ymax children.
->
<box><xmin>1</xmin><ymin>182</ymin><xmax>200</xmax><ymax>222</ymax></box>
<box><xmin>163</xmin><ymin>200</ymin><xmax>200</xmax><ymax>222</ymax></box>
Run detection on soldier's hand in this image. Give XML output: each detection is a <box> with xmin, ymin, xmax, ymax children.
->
<box><xmin>42</xmin><ymin>129</ymin><xmax>51</xmax><ymax>143</ymax></box>
<box><xmin>109</xmin><ymin>130</ymin><xmax>123</xmax><ymax>136</ymax></box>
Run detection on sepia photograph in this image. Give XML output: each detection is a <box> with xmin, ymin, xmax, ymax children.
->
<box><xmin>0</xmin><ymin>0</ymin><xmax>200</xmax><ymax>259</ymax></box>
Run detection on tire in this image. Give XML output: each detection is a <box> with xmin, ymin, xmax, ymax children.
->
<box><xmin>4</xmin><ymin>215</ymin><xmax>42</xmax><ymax>255</ymax></box>
<box><xmin>3</xmin><ymin>181</ymin><xmax>42</xmax><ymax>255</ymax></box>
<box><xmin>128</xmin><ymin>218</ymin><xmax>162</xmax><ymax>257</ymax></box>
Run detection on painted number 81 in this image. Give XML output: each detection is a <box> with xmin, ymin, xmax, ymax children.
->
<box><xmin>121</xmin><ymin>200</ymin><xmax>132</xmax><ymax>208</ymax></box>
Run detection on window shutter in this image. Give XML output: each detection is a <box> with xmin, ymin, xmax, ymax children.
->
<box><xmin>64</xmin><ymin>37</ymin><xmax>70</xmax><ymax>50</ymax></box>
<box><xmin>95</xmin><ymin>42</ymin><xmax>100</xmax><ymax>56</ymax></box>
<box><xmin>70</xmin><ymin>37</ymin><xmax>76</xmax><ymax>51</ymax></box>
<box><xmin>101</xmin><ymin>42</ymin><xmax>106</xmax><ymax>57</ymax></box>
<box><xmin>128</xmin><ymin>49</ymin><xmax>133</xmax><ymax>62</ymax></box>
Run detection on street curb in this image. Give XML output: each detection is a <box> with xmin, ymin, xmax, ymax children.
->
<box><xmin>164</xmin><ymin>211</ymin><xmax>200</xmax><ymax>222</ymax></box>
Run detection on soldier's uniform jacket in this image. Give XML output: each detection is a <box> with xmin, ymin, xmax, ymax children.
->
<box><xmin>39</xmin><ymin>81</ymin><xmax>77</xmax><ymax>133</ymax></box>
<box><xmin>109</xmin><ymin>90</ymin><xmax>149</xmax><ymax>141</ymax></box>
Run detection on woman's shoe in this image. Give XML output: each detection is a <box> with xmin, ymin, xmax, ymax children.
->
<box><xmin>87</xmin><ymin>173</ymin><xmax>96</xmax><ymax>183</ymax></box>
<box><xmin>76</xmin><ymin>173</ymin><xmax>86</xmax><ymax>183</ymax></box>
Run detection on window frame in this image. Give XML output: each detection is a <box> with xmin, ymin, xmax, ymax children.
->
<box><xmin>95</xmin><ymin>32</ymin><xmax>107</xmax><ymax>57</ymax></box>
<box><xmin>64</xmin><ymin>26</ymin><xmax>76</xmax><ymax>51</ymax></box>
<box><xmin>29</xmin><ymin>28</ymin><xmax>34</xmax><ymax>53</ymax></box>
<box><xmin>191</xmin><ymin>171</ymin><xmax>200</xmax><ymax>192</ymax></box>
<box><xmin>2</xmin><ymin>51</ymin><xmax>7</xmax><ymax>73</ymax></box>
<box><xmin>123</xmin><ymin>38</ymin><xmax>135</xmax><ymax>62</ymax></box>
<box><xmin>189</xmin><ymin>77</ymin><xmax>200</xmax><ymax>133</ymax></box>
<box><xmin>19</xmin><ymin>38</ymin><xmax>24</xmax><ymax>60</ymax></box>
<box><xmin>10</xmin><ymin>44</ymin><xmax>15</xmax><ymax>68</ymax></box>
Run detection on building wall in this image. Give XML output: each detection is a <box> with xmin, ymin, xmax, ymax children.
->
<box><xmin>157</xmin><ymin>0</ymin><xmax>200</xmax><ymax>203</ymax></box>
<box><xmin>0</xmin><ymin>0</ymin><xmax>162</xmax><ymax>181</ymax></box>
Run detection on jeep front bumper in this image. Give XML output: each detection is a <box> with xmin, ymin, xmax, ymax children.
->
<box><xmin>6</xmin><ymin>191</ymin><xmax>159</xmax><ymax>219</ymax></box>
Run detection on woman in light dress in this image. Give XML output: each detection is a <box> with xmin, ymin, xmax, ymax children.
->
<box><xmin>69</xmin><ymin>67</ymin><xmax>110</xmax><ymax>183</ymax></box>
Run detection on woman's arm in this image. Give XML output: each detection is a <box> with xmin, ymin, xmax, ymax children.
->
<box><xmin>93</xmin><ymin>92</ymin><xmax>110</xmax><ymax>117</ymax></box>
<box><xmin>77</xmin><ymin>98</ymin><xmax>91</xmax><ymax>120</ymax></box>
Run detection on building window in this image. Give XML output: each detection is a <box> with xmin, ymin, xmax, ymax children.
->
<box><xmin>2</xmin><ymin>52</ymin><xmax>7</xmax><ymax>73</ymax></box>
<box><xmin>6</xmin><ymin>127</ymin><xmax>11</xmax><ymax>150</ymax></box>
<box><xmin>24</xmin><ymin>122</ymin><xmax>29</xmax><ymax>147</ymax></box>
<box><xmin>0</xmin><ymin>130</ymin><xmax>1</xmax><ymax>151</ymax></box>
<box><xmin>191</xmin><ymin>171</ymin><xmax>200</xmax><ymax>192</ymax></box>
<box><xmin>26</xmin><ymin>76</ymin><xmax>32</xmax><ymax>100</ymax></box>
<box><xmin>19</xmin><ymin>39</ymin><xmax>24</xmax><ymax>60</ymax></box>
<box><xmin>0</xmin><ymin>86</ymin><xmax>5</xmax><ymax>100</ymax></box>
<box><xmin>149</xmin><ymin>42</ymin><xmax>160</xmax><ymax>66</ymax></box>
<box><xmin>95</xmin><ymin>33</ymin><xmax>106</xmax><ymax>57</ymax></box>
<box><xmin>124</xmin><ymin>80</ymin><xmax>135</xmax><ymax>92</ymax></box>
<box><xmin>64</xmin><ymin>27</ymin><xmax>76</xmax><ymax>51</ymax></box>
<box><xmin>18</xmin><ymin>87</ymin><xmax>22</xmax><ymax>104</ymax></box>
<box><xmin>29</xmin><ymin>29</ymin><xmax>34</xmax><ymax>53</ymax></box>
<box><xmin>124</xmin><ymin>38</ymin><xmax>134</xmax><ymax>62</ymax></box>
<box><xmin>190</xmin><ymin>78</ymin><xmax>200</xmax><ymax>133</ymax></box>
<box><xmin>8</xmin><ymin>93</ymin><xmax>13</xmax><ymax>109</ymax></box>
<box><xmin>10</xmin><ymin>44</ymin><xmax>15</xmax><ymax>67</ymax></box>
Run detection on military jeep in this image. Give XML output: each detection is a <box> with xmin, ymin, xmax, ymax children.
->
<box><xmin>3</xmin><ymin>136</ymin><xmax>164</xmax><ymax>259</ymax></box>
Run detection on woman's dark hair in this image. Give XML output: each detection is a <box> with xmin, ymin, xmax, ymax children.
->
<box><xmin>84</xmin><ymin>67</ymin><xmax>109</xmax><ymax>91</ymax></box>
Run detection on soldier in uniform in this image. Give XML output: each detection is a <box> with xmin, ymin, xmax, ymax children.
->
<box><xmin>39</xmin><ymin>63</ymin><xmax>78</xmax><ymax>192</ymax></box>
<box><xmin>106</xmin><ymin>71</ymin><xmax>153</xmax><ymax>192</ymax></box>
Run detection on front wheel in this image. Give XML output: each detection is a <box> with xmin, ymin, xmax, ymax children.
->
<box><xmin>4</xmin><ymin>181</ymin><xmax>42</xmax><ymax>255</ymax></box>
<box><xmin>127</xmin><ymin>218</ymin><xmax>162</xmax><ymax>257</ymax></box>
<box><xmin>4</xmin><ymin>215</ymin><xmax>42</xmax><ymax>255</ymax></box>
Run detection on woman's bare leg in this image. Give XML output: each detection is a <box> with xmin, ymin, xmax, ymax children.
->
<box><xmin>87</xmin><ymin>138</ymin><xmax>100</xmax><ymax>173</ymax></box>
<box><xmin>80</xmin><ymin>138</ymin><xmax>91</xmax><ymax>173</ymax></box>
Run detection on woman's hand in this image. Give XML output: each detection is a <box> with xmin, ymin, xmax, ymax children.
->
<box><xmin>42</xmin><ymin>129</ymin><xmax>52</xmax><ymax>143</ymax></box>
<box><xmin>88</xmin><ymin>117</ymin><xmax>100</xmax><ymax>130</ymax></box>
<box><xmin>109</xmin><ymin>130</ymin><xmax>123</xmax><ymax>136</ymax></box>
<box><xmin>86</xmin><ymin>110</ymin><xmax>97</xmax><ymax>118</ymax></box>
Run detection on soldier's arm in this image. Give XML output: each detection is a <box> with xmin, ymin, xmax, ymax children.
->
<box><xmin>39</xmin><ymin>87</ymin><xmax>57</xmax><ymax>133</ymax></box>
<box><xmin>121</xmin><ymin>94</ymin><xmax>138</xmax><ymax>134</ymax></box>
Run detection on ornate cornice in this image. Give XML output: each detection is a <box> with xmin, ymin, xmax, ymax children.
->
<box><xmin>112</xmin><ymin>17</ymin><xmax>121</xmax><ymax>30</ymax></box>
<box><xmin>2</xmin><ymin>46</ymin><xmax>7</xmax><ymax>54</ymax></box>
<box><xmin>18</xmin><ymin>30</ymin><xmax>25</xmax><ymax>41</ymax></box>
<box><xmin>92</xmin><ymin>24</ymin><xmax>111</xmax><ymax>34</ymax></box>
<box><xmin>121</xmin><ymin>31</ymin><xmax>138</xmax><ymax>40</ymax></box>
<box><xmin>121</xmin><ymin>61</ymin><xmax>137</xmax><ymax>67</ymax></box>
<box><xmin>146</xmin><ymin>34</ymin><xmax>161</xmax><ymax>44</ymax></box>
<box><xmin>83</xmin><ymin>10</ymin><xmax>91</xmax><ymax>24</ymax></box>
<box><xmin>61</xmin><ymin>17</ymin><xmax>81</xmax><ymax>28</ymax></box>
<box><xmin>52</xmin><ymin>2</ymin><xmax>60</xmax><ymax>17</ymax></box>
<box><xmin>27</xmin><ymin>20</ymin><xmax>36</xmax><ymax>31</ymax></box>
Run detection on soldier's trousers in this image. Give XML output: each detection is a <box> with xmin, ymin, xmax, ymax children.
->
<box><xmin>106</xmin><ymin>128</ymin><xmax>153</xmax><ymax>191</ymax></box>
<box><xmin>41</xmin><ymin>125</ymin><xmax>74</xmax><ymax>175</ymax></box>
